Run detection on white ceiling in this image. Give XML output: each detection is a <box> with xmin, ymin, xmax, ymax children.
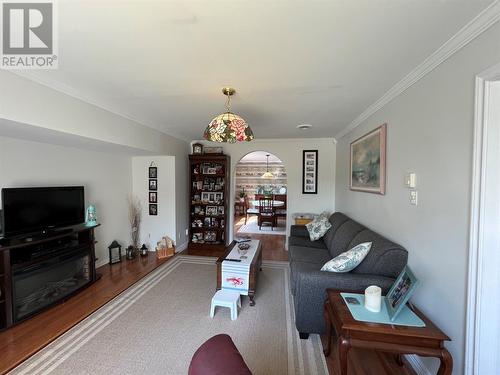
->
<box><xmin>17</xmin><ymin>0</ymin><xmax>494</xmax><ymax>141</ymax></box>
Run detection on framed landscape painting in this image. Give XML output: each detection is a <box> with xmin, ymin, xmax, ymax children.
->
<box><xmin>350</xmin><ymin>124</ymin><xmax>386</xmax><ymax>194</ymax></box>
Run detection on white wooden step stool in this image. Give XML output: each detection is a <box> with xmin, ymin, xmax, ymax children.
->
<box><xmin>210</xmin><ymin>290</ymin><xmax>241</xmax><ymax>321</ymax></box>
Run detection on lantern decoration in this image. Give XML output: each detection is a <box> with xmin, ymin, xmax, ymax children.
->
<box><xmin>108</xmin><ymin>240</ymin><xmax>122</xmax><ymax>265</ymax></box>
<box><xmin>140</xmin><ymin>243</ymin><xmax>148</xmax><ymax>257</ymax></box>
<box><xmin>85</xmin><ymin>205</ymin><xmax>97</xmax><ymax>226</ymax></box>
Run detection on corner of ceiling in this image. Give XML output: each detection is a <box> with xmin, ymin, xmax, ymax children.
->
<box><xmin>334</xmin><ymin>0</ymin><xmax>500</xmax><ymax>141</ymax></box>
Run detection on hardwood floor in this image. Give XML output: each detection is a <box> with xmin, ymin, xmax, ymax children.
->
<box><xmin>0</xmin><ymin>222</ymin><xmax>415</xmax><ymax>375</ymax></box>
<box><xmin>0</xmin><ymin>253</ymin><xmax>170</xmax><ymax>374</ymax></box>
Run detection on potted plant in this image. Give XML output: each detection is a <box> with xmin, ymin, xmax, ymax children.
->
<box><xmin>127</xmin><ymin>195</ymin><xmax>142</xmax><ymax>259</ymax></box>
<box><xmin>238</xmin><ymin>188</ymin><xmax>246</xmax><ymax>202</ymax></box>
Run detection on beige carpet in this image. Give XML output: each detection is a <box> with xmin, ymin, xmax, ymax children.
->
<box><xmin>237</xmin><ymin>216</ymin><xmax>287</xmax><ymax>235</ymax></box>
<box><xmin>10</xmin><ymin>256</ymin><xmax>328</xmax><ymax>375</ymax></box>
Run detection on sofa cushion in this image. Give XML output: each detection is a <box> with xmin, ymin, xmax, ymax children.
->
<box><xmin>320</xmin><ymin>242</ymin><xmax>372</xmax><ymax>273</ymax></box>
<box><xmin>322</xmin><ymin>212</ymin><xmax>350</xmax><ymax>251</ymax></box>
<box><xmin>305</xmin><ymin>215</ymin><xmax>332</xmax><ymax>241</ymax></box>
<box><xmin>347</xmin><ymin>229</ymin><xmax>408</xmax><ymax>278</ymax></box>
<box><xmin>289</xmin><ymin>245</ymin><xmax>331</xmax><ymax>264</ymax></box>
<box><xmin>327</xmin><ymin>220</ymin><xmax>366</xmax><ymax>258</ymax></box>
<box><xmin>289</xmin><ymin>235</ymin><xmax>327</xmax><ymax>249</ymax></box>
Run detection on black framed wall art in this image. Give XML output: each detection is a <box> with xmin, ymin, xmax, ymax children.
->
<box><xmin>302</xmin><ymin>150</ymin><xmax>318</xmax><ymax>194</ymax></box>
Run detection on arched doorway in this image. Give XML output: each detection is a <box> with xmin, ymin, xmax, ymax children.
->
<box><xmin>233</xmin><ymin>151</ymin><xmax>287</xmax><ymax>238</ymax></box>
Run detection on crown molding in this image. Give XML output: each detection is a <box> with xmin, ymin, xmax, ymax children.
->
<box><xmin>335</xmin><ymin>0</ymin><xmax>500</xmax><ymax>140</ymax></box>
<box><xmin>8</xmin><ymin>71</ymin><xmax>191</xmax><ymax>143</ymax></box>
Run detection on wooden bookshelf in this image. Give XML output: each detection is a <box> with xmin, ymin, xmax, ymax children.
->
<box><xmin>189</xmin><ymin>154</ymin><xmax>230</xmax><ymax>248</ymax></box>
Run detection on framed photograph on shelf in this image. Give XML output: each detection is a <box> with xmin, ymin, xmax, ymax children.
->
<box><xmin>206</xmin><ymin>206</ymin><xmax>218</xmax><ymax>216</ymax></box>
<box><xmin>204</xmin><ymin>231</ymin><xmax>217</xmax><ymax>241</ymax></box>
<box><xmin>302</xmin><ymin>150</ymin><xmax>318</xmax><ymax>194</ymax></box>
<box><xmin>201</xmin><ymin>192</ymin><xmax>210</xmax><ymax>203</ymax></box>
<box><xmin>149</xmin><ymin>192</ymin><xmax>157</xmax><ymax>203</ymax></box>
<box><xmin>350</xmin><ymin>124</ymin><xmax>386</xmax><ymax>194</ymax></box>
<box><xmin>217</xmin><ymin>206</ymin><xmax>224</xmax><ymax>215</ymax></box>
<box><xmin>214</xmin><ymin>192</ymin><xmax>223</xmax><ymax>204</ymax></box>
<box><xmin>149</xmin><ymin>166</ymin><xmax>157</xmax><ymax>178</ymax></box>
<box><xmin>203</xmin><ymin>146</ymin><xmax>223</xmax><ymax>154</ymax></box>
<box><xmin>206</xmin><ymin>167</ymin><xmax>217</xmax><ymax>175</ymax></box>
<box><xmin>149</xmin><ymin>204</ymin><xmax>158</xmax><ymax>216</ymax></box>
<box><xmin>149</xmin><ymin>179</ymin><xmax>157</xmax><ymax>191</ymax></box>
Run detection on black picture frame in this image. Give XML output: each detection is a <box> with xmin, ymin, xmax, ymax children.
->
<box><xmin>149</xmin><ymin>192</ymin><xmax>157</xmax><ymax>203</ymax></box>
<box><xmin>149</xmin><ymin>166</ymin><xmax>157</xmax><ymax>178</ymax></box>
<box><xmin>302</xmin><ymin>150</ymin><xmax>318</xmax><ymax>194</ymax></box>
<box><xmin>385</xmin><ymin>266</ymin><xmax>419</xmax><ymax>321</ymax></box>
<box><xmin>149</xmin><ymin>204</ymin><xmax>158</xmax><ymax>216</ymax></box>
<box><xmin>149</xmin><ymin>179</ymin><xmax>157</xmax><ymax>191</ymax></box>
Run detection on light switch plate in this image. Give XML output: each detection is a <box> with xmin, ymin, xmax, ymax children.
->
<box><xmin>410</xmin><ymin>190</ymin><xmax>418</xmax><ymax>205</ymax></box>
<box><xmin>405</xmin><ymin>173</ymin><xmax>417</xmax><ymax>188</ymax></box>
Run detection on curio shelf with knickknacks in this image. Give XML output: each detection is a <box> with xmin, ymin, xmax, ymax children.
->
<box><xmin>189</xmin><ymin>154</ymin><xmax>230</xmax><ymax>248</ymax></box>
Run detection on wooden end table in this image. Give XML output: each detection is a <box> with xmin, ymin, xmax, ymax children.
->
<box><xmin>216</xmin><ymin>240</ymin><xmax>262</xmax><ymax>306</ymax></box>
<box><xmin>323</xmin><ymin>289</ymin><xmax>452</xmax><ymax>375</ymax></box>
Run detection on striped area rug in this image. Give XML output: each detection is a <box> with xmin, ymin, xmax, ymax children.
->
<box><xmin>10</xmin><ymin>255</ymin><xmax>328</xmax><ymax>375</ymax></box>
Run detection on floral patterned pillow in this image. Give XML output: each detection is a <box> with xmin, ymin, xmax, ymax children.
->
<box><xmin>321</xmin><ymin>242</ymin><xmax>372</xmax><ymax>273</ymax></box>
<box><xmin>305</xmin><ymin>215</ymin><xmax>332</xmax><ymax>241</ymax></box>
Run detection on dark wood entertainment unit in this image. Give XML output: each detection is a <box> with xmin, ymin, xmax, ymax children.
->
<box><xmin>0</xmin><ymin>224</ymin><xmax>99</xmax><ymax>330</ymax></box>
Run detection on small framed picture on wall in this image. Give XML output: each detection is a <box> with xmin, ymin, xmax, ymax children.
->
<box><xmin>149</xmin><ymin>192</ymin><xmax>157</xmax><ymax>203</ymax></box>
<box><xmin>302</xmin><ymin>150</ymin><xmax>318</xmax><ymax>194</ymax></box>
<box><xmin>149</xmin><ymin>204</ymin><xmax>158</xmax><ymax>216</ymax></box>
<box><xmin>149</xmin><ymin>179</ymin><xmax>157</xmax><ymax>191</ymax></box>
<box><xmin>149</xmin><ymin>166</ymin><xmax>157</xmax><ymax>178</ymax></box>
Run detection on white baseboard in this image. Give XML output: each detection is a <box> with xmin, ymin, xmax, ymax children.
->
<box><xmin>405</xmin><ymin>355</ymin><xmax>433</xmax><ymax>375</ymax></box>
<box><xmin>96</xmin><ymin>258</ymin><xmax>108</xmax><ymax>268</ymax></box>
<box><xmin>175</xmin><ymin>241</ymin><xmax>188</xmax><ymax>252</ymax></box>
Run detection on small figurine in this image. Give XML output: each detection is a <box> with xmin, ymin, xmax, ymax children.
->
<box><xmin>86</xmin><ymin>205</ymin><xmax>97</xmax><ymax>226</ymax></box>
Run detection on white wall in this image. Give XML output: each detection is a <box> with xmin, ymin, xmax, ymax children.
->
<box><xmin>132</xmin><ymin>156</ymin><xmax>177</xmax><ymax>250</ymax></box>
<box><xmin>335</xmin><ymin>22</ymin><xmax>500</xmax><ymax>374</ymax></box>
<box><xmin>0</xmin><ymin>136</ymin><xmax>131</xmax><ymax>267</ymax></box>
<box><xmin>0</xmin><ymin>71</ymin><xmax>191</xmax><ymax>248</ymax></box>
<box><xmin>196</xmin><ymin>138</ymin><xmax>336</xmax><ymax>244</ymax></box>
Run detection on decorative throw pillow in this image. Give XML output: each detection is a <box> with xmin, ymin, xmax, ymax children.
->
<box><xmin>305</xmin><ymin>214</ymin><xmax>332</xmax><ymax>241</ymax></box>
<box><xmin>321</xmin><ymin>242</ymin><xmax>372</xmax><ymax>273</ymax></box>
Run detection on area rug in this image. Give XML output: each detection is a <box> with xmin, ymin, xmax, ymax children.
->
<box><xmin>10</xmin><ymin>255</ymin><xmax>327</xmax><ymax>375</ymax></box>
<box><xmin>237</xmin><ymin>216</ymin><xmax>287</xmax><ymax>236</ymax></box>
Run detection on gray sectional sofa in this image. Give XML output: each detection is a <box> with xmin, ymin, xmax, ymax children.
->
<box><xmin>289</xmin><ymin>212</ymin><xmax>408</xmax><ymax>339</ymax></box>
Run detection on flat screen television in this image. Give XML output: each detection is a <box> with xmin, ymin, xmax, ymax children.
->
<box><xmin>1</xmin><ymin>186</ymin><xmax>85</xmax><ymax>237</ymax></box>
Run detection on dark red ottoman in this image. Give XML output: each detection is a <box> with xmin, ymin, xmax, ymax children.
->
<box><xmin>188</xmin><ymin>334</ymin><xmax>252</xmax><ymax>375</ymax></box>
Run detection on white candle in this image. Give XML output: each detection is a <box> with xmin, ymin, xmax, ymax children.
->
<box><xmin>365</xmin><ymin>285</ymin><xmax>382</xmax><ymax>313</ymax></box>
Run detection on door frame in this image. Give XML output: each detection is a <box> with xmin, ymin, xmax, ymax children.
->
<box><xmin>465</xmin><ymin>62</ymin><xmax>500</xmax><ymax>375</ymax></box>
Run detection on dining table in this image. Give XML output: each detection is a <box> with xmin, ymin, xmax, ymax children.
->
<box><xmin>251</xmin><ymin>200</ymin><xmax>285</xmax><ymax>207</ymax></box>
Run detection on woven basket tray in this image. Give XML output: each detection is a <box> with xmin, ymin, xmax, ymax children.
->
<box><xmin>157</xmin><ymin>247</ymin><xmax>175</xmax><ymax>259</ymax></box>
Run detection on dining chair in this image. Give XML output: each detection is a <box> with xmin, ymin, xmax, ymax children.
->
<box><xmin>258</xmin><ymin>198</ymin><xmax>276</xmax><ymax>230</ymax></box>
<box><xmin>273</xmin><ymin>194</ymin><xmax>287</xmax><ymax>223</ymax></box>
<box><xmin>244</xmin><ymin>196</ymin><xmax>259</xmax><ymax>224</ymax></box>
